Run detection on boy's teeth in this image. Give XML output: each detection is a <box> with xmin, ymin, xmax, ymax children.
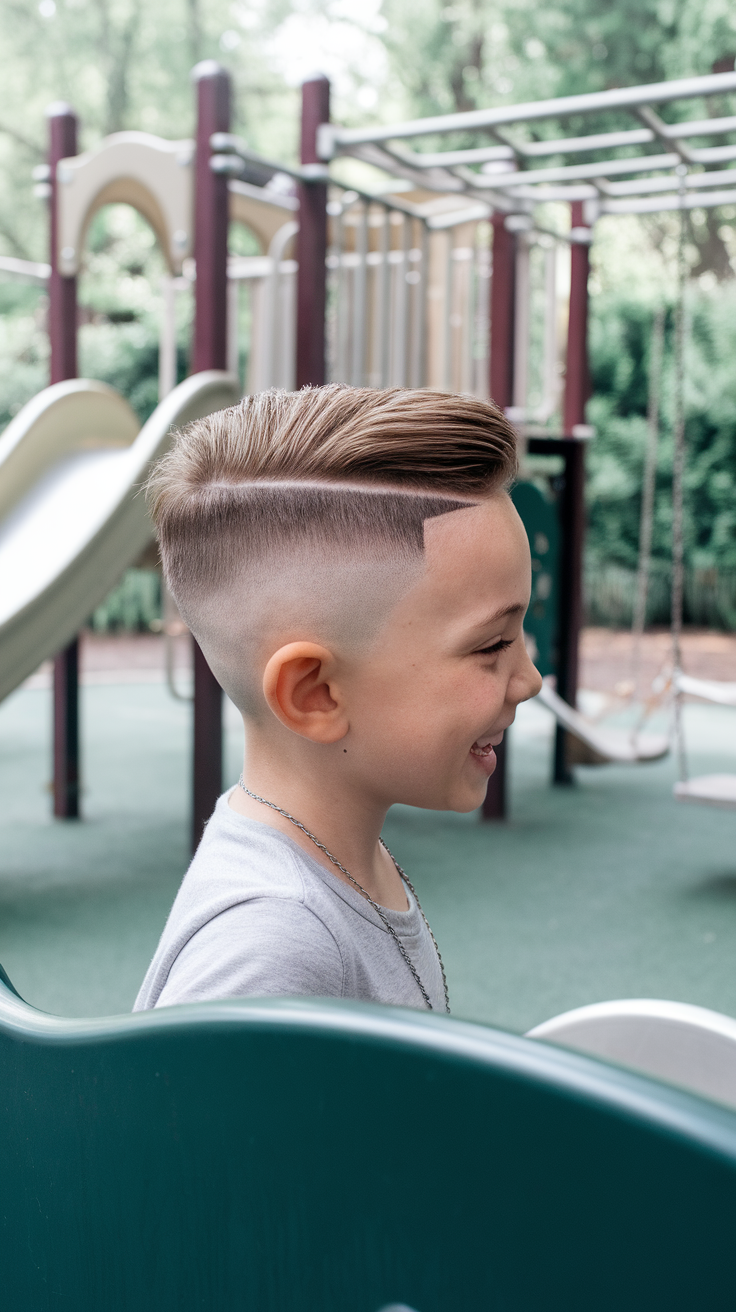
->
<box><xmin>470</xmin><ymin>737</ymin><xmax>494</xmax><ymax>756</ymax></box>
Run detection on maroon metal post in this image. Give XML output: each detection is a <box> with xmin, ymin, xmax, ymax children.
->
<box><xmin>296</xmin><ymin>75</ymin><xmax>330</xmax><ymax>389</ymax></box>
<box><xmin>48</xmin><ymin>102</ymin><xmax>81</xmax><ymax>819</ymax></box>
<box><xmin>482</xmin><ymin>212</ymin><xmax>517</xmax><ymax>822</ymax></box>
<box><xmin>564</xmin><ymin>202</ymin><xmax>590</xmax><ymax>437</ymax></box>
<box><xmin>489</xmin><ymin>212</ymin><xmax>516</xmax><ymax>409</ymax></box>
<box><xmin>191</xmin><ymin>61</ymin><xmax>231</xmax><ymax>848</ymax></box>
<box><xmin>53</xmin><ymin>641</ymin><xmax>79</xmax><ymax>818</ymax></box>
<box><xmin>555</xmin><ymin>200</ymin><xmax>591</xmax><ymax>784</ymax></box>
<box><xmin>48</xmin><ymin>104</ymin><xmax>78</xmax><ymax>385</ymax></box>
<box><xmin>193</xmin><ymin>61</ymin><xmax>230</xmax><ymax>374</ymax></box>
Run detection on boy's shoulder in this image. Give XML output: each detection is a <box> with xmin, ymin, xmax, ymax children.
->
<box><xmin>160</xmin><ymin>792</ymin><xmax>345</xmax><ymax>952</ymax></box>
<box><xmin>133</xmin><ymin>794</ymin><xmax>346</xmax><ymax>1011</ymax></box>
<box><xmin>184</xmin><ymin>794</ymin><xmax>313</xmax><ymax>903</ymax></box>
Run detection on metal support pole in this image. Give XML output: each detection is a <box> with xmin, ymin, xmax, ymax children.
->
<box><xmin>191</xmin><ymin>60</ymin><xmax>231</xmax><ymax>849</ymax></box>
<box><xmin>489</xmin><ymin>213</ymin><xmax>516</xmax><ymax>409</ymax></box>
<box><xmin>296</xmin><ymin>74</ymin><xmax>330</xmax><ymax>388</ymax></box>
<box><xmin>48</xmin><ymin>102</ymin><xmax>80</xmax><ymax>820</ymax></box>
<box><xmin>193</xmin><ymin>61</ymin><xmax>230</xmax><ymax>373</ymax></box>
<box><xmin>555</xmin><ymin>200</ymin><xmax>590</xmax><ymax>784</ymax></box>
<box><xmin>512</xmin><ymin>234</ymin><xmax>530</xmax><ymax>413</ymax></box>
<box><xmin>564</xmin><ymin>203</ymin><xmax>590</xmax><ymax>435</ymax></box>
<box><xmin>53</xmin><ymin>639</ymin><xmax>80</xmax><ymax>819</ymax></box>
<box><xmin>483</xmin><ymin>212</ymin><xmax>517</xmax><ymax>821</ymax></box>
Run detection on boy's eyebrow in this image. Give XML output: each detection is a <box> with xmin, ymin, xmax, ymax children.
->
<box><xmin>469</xmin><ymin>603</ymin><xmax>526</xmax><ymax>632</ymax></box>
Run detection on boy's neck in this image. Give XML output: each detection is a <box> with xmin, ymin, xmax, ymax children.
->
<box><xmin>227</xmin><ymin>725</ymin><xmax>409</xmax><ymax>912</ymax></box>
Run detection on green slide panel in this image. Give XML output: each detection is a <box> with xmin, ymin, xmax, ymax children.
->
<box><xmin>511</xmin><ymin>479</ymin><xmax>559</xmax><ymax>677</ymax></box>
<box><xmin>1</xmin><ymin>967</ymin><xmax>735</xmax><ymax>1311</ymax></box>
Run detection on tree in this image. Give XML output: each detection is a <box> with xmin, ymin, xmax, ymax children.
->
<box><xmin>0</xmin><ymin>0</ymin><xmax>298</xmax><ymax>263</ymax></box>
<box><xmin>376</xmin><ymin>0</ymin><xmax>736</xmax><ymax>277</ymax></box>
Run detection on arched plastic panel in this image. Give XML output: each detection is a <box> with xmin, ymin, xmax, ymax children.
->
<box><xmin>228</xmin><ymin>178</ymin><xmax>298</xmax><ymax>253</ymax></box>
<box><xmin>0</xmin><ymin>371</ymin><xmax>240</xmax><ymax>702</ymax></box>
<box><xmin>56</xmin><ymin>132</ymin><xmax>194</xmax><ymax>276</ymax></box>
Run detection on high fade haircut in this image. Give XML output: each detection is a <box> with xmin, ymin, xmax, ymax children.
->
<box><xmin>147</xmin><ymin>385</ymin><xmax>518</xmax><ymax>718</ymax></box>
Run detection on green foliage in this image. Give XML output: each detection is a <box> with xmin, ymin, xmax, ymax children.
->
<box><xmin>587</xmin><ymin>285</ymin><xmax>736</xmax><ymax>575</ymax></box>
<box><xmin>378</xmin><ymin>0</ymin><xmax>736</xmax><ymax>119</ymax></box>
<box><xmin>0</xmin><ymin>284</ymin><xmax>48</xmax><ymax>430</ymax></box>
<box><xmin>78</xmin><ymin>205</ymin><xmax>189</xmax><ymax>421</ymax></box>
<box><xmin>90</xmin><ymin>569</ymin><xmax>161</xmax><ymax>633</ymax></box>
<box><xmin>0</xmin><ymin>0</ymin><xmax>300</xmax><ymax>267</ymax></box>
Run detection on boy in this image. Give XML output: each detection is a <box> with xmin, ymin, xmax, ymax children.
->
<box><xmin>134</xmin><ymin>386</ymin><xmax>541</xmax><ymax>1014</ymax></box>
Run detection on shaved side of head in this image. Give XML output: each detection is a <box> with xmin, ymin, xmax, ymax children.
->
<box><xmin>173</xmin><ymin>482</ymin><xmax>476</xmax><ymax>716</ymax></box>
<box><xmin>147</xmin><ymin>385</ymin><xmax>518</xmax><ymax>719</ymax></box>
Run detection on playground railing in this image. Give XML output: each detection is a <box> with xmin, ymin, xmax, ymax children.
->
<box><xmin>209</xmin><ymin>179</ymin><xmax>571</xmax><ymax>415</ymax></box>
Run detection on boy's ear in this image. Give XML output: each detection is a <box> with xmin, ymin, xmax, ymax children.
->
<box><xmin>262</xmin><ymin>642</ymin><xmax>349</xmax><ymax>743</ymax></box>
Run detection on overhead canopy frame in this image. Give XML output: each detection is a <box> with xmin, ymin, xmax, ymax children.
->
<box><xmin>314</xmin><ymin>69</ymin><xmax>736</xmax><ymax>221</ymax></box>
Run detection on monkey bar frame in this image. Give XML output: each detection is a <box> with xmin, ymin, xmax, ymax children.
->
<box><xmin>317</xmin><ymin>70</ymin><xmax>736</xmax><ymax>219</ymax></box>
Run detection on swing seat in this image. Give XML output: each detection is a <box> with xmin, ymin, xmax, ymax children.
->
<box><xmin>674</xmin><ymin>774</ymin><xmax>736</xmax><ymax>809</ymax></box>
<box><xmin>3</xmin><ymin>963</ymin><xmax>736</xmax><ymax>1310</ymax></box>
<box><xmin>536</xmin><ymin>678</ymin><xmax>670</xmax><ymax>765</ymax></box>
<box><xmin>675</xmin><ymin>673</ymin><xmax>736</xmax><ymax>707</ymax></box>
<box><xmin>528</xmin><ymin>997</ymin><xmax>736</xmax><ymax>1110</ymax></box>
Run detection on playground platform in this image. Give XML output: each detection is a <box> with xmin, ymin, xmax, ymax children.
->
<box><xmin>1</xmin><ymin>629</ymin><xmax>735</xmax><ymax>1031</ymax></box>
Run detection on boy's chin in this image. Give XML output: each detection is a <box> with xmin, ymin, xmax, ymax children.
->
<box><xmin>396</xmin><ymin>759</ymin><xmax>498</xmax><ymax>812</ymax></box>
<box><xmin>443</xmin><ymin>777</ymin><xmax>495</xmax><ymax>814</ymax></box>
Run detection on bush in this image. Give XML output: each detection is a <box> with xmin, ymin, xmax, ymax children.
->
<box><xmin>586</xmin><ymin>285</ymin><xmax>736</xmax><ymax>626</ymax></box>
<box><xmin>89</xmin><ymin>570</ymin><xmax>161</xmax><ymax>633</ymax></box>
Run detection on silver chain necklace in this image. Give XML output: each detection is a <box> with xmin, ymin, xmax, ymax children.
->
<box><xmin>238</xmin><ymin>776</ymin><xmax>450</xmax><ymax>1013</ymax></box>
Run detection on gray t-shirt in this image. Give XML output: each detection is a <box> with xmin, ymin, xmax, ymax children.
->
<box><xmin>134</xmin><ymin>793</ymin><xmax>447</xmax><ymax>1013</ymax></box>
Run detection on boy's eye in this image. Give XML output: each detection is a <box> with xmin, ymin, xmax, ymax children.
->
<box><xmin>474</xmin><ymin>637</ymin><xmax>514</xmax><ymax>657</ymax></box>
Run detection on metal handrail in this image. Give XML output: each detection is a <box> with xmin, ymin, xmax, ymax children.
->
<box><xmin>308</xmin><ymin>69</ymin><xmax>736</xmax><ymax>219</ymax></box>
<box><xmin>320</xmin><ymin>70</ymin><xmax>736</xmax><ymax>150</ymax></box>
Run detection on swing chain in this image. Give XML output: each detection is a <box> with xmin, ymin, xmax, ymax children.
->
<box><xmin>631</xmin><ymin>306</ymin><xmax>664</xmax><ymax>702</ymax></box>
<box><xmin>671</xmin><ymin>164</ymin><xmax>688</xmax><ymax>784</ymax></box>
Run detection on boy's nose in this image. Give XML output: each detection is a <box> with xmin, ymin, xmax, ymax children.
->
<box><xmin>511</xmin><ymin>648</ymin><xmax>543</xmax><ymax>705</ymax></box>
<box><xmin>527</xmin><ymin>663</ymin><xmax>544</xmax><ymax>700</ymax></box>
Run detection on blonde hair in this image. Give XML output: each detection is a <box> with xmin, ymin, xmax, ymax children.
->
<box><xmin>147</xmin><ymin>385</ymin><xmax>517</xmax><ymax>715</ymax></box>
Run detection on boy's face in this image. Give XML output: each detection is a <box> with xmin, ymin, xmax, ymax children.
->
<box><xmin>341</xmin><ymin>491</ymin><xmax>542</xmax><ymax>813</ymax></box>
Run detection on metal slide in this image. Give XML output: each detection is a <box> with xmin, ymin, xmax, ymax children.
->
<box><xmin>0</xmin><ymin>371</ymin><xmax>240</xmax><ymax>704</ymax></box>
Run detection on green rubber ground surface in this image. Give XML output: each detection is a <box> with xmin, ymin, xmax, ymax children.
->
<box><xmin>1</xmin><ymin>682</ymin><xmax>735</xmax><ymax>1030</ymax></box>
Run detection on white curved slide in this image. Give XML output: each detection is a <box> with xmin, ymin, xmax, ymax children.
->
<box><xmin>0</xmin><ymin>371</ymin><xmax>240</xmax><ymax>704</ymax></box>
<box><xmin>528</xmin><ymin>997</ymin><xmax>736</xmax><ymax>1110</ymax></box>
<box><xmin>536</xmin><ymin>677</ymin><xmax>669</xmax><ymax>765</ymax></box>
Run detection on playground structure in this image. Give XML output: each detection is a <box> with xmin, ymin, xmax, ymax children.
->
<box><xmin>3</xmin><ymin>64</ymin><xmax>736</xmax><ymax>839</ymax></box>
<box><xmin>2</xmin><ymin>63</ymin><xmax>736</xmax><ymax>1306</ymax></box>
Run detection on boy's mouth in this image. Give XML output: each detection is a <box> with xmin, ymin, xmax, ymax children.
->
<box><xmin>470</xmin><ymin>729</ymin><xmax>505</xmax><ymax>756</ymax></box>
<box><xmin>469</xmin><ymin>731</ymin><xmax>503</xmax><ymax>774</ymax></box>
<box><xmin>470</xmin><ymin>736</ymin><xmax>496</xmax><ymax>758</ymax></box>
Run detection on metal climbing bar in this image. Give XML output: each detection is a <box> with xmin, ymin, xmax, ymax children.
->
<box><xmin>316</xmin><ymin>71</ymin><xmax>736</xmax><ymax>219</ymax></box>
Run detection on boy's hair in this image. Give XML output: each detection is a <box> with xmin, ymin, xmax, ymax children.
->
<box><xmin>147</xmin><ymin>385</ymin><xmax>517</xmax><ymax>716</ymax></box>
